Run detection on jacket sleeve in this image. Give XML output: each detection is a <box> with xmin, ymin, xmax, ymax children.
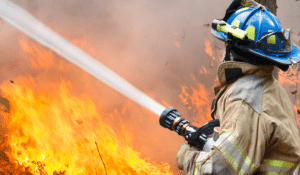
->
<box><xmin>183</xmin><ymin>100</ymin><xmax>267</xmax><ymax>175</ymax></box>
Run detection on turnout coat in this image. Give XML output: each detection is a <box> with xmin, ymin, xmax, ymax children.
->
<box><xmin>180</xmin><ymin>61</ymin><xmax>300</xmax><ymax>175</ymax></box>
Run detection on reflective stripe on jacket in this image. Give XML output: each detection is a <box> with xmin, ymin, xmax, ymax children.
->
<box><xmin>183</xmin><ymin>61</ymin><xmax>300</xmax><ymax>175</ymax></box>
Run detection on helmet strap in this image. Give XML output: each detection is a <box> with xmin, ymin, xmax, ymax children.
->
<box><xmin>224</xmin><ymin>33</ymin><xmax>235</xmax><ymax>61</ymax></box>
<box><xmin>224</xmin><ymin>44</ymin><xmax>232</xmax><ymax>61</ymax></box>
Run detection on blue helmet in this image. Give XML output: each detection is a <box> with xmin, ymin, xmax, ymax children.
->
<box><xmin>211</xmin><ymin>3</ymin><xmax>300</xmax><ymax>70</ymax></box>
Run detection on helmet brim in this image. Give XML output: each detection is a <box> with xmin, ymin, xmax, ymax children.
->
<box><xmin>237</xmin><ymin>44</ymin><xmax>300</xmax><ymax>65</ymax></box>
<box><xmin>211</xmin><ymin>28</ymin><xmax>227</xmax><ymax>42</ymax></box>
<box><xmin>211</xmin><ymin>28</ymin><xmax>300</xmax><ymax>65</ymax></box>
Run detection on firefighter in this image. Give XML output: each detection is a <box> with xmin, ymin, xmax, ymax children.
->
<box><xmin>176</xmin><ymin>0</ymin><xmax>300</xmax><ymax>174</ymax></box>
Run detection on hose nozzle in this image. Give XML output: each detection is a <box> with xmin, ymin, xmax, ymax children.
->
<box><xmin>160</xmin><ymin>107</ymin><xmax>220</xmax><ymax>150</ymax></box>
<box><xmin>159</xmin><ymin>107</ymin><xmax>192</xmax><ymax>135</ymax></box>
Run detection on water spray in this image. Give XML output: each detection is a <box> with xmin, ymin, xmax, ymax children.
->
<box><xmin>0</xmin><ymin>0</ymin><xmax>164</xmax><ymax>116</ymax></box>
<box><xmin>0</xmin><ymin>0</ymin><xmax>219</xmax><ymax>150</ymax></box>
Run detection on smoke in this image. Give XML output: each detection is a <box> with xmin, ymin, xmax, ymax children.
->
<box><xmin>1</xmin><ymin>0</ymin><xmax>300</xmax><ymax>173</ymax></box>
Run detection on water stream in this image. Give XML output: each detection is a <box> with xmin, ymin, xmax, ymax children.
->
<box><xmin>0</xmin><ymin>0</ymin><xmax>166</xmax><ymax>116</ymax></box>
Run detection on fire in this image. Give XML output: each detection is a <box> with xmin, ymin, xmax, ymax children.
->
<box><xmin>19</xmin><ymin>37</ymin><xmax>55</xmax><ymax>69</ymax></box>
<box><xmin>205</xmin><ymin>38</ymin><xmax>224</xmax><ymax>68</ymax></box>
<box><xmin>279</xmin><ymin>67</ymin><xmax>299</xmax><ymax>85</ymax></box>
<box><xmin>179</xmin><ymin>82</ymin><xmax>211</xmax><ymax>127</ymax></box>
<box><xmin>0</xmin><ymin>77</ymin><xmax>173</xmax><ymax>174</ymax></box>
<box><xmin>279</xmin><ymin>68</ymin><xmax>300</xmax><ymax>126</ymax></box>
<box><xmin>176</xmin><ymin>38</ymin><xmax>222</xmax><ymax>127</ymax></box>
<box><xmin>199</xmin><ymin>66</ymin><xmax>208</xmax><ymax>75</ymax></box>
<box><xmin>205</xmin><ymin>39</ymin><xmax>215</xmax><ymax>61</ymax></box>
<box><xmin>19</xmin><ymin>36</ymin><xmax>94</xmax><ymax>72</ymax></box>
<box><xmin>0</xmin><ymin>35</ymin><xmax>174</xmax><ymax>174</ymax></box>
<box><xmin>177</xmin><ymin>38</ymin><xmax>224</xmax><ymax>127</ymax></box>
<box><xmin>293</xmin><ymin>105</ymin><xmax>300</xmax><ymax>126</ymax></box>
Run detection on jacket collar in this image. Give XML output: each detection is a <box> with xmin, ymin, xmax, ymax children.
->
<box><xmin>214</xmin><ymin>61</ymin><xmax>274</xmax><ymax>94</ymax></box>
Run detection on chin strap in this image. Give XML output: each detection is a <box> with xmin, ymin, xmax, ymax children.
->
<box><xmin>224</xmin><ymin>44</ymin><xmax>232</xmax><ymax>61</ymax></box>
<box><xmin>224</xmin><ymin>33</ymin><xmax>235</xmax><ymax>62</ymax></box>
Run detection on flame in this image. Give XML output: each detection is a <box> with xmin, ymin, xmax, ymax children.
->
<box><xmin>0</xmin><ymin>34</ymin><xmax>174</xmax><ymax>174</ymax></box>
<box><xmin>199</xmin><ymin>66</ymin><xmax>208</xmax><ymax>75</ymax></box>
<box><xmin>279</xmin><ymin>68</ymin><xmax>299</xmax><ymax>85</ymax></box>
<box><xmin>179</xmin><ymin>82</ymin><xmax>211</xmax><ymax>127</ymax></box>
<box><xmin>0</xmin><ymin>77</ymin><xmax>173</xmax><ymax>174</ymax></box>
<box><xmin>279</xmin><ymin>68</ymin><xmax>300</xmax><ymax>126</ymax></box>
<box><xmin>293</xmin><ymin>105</ymin><xmax>300</xmax><ymax>125</ymax></box>
<box><xmin>205</xmin><ymin>38</ymin><xmax>224</xmax><ymax>68</ymax></box>
<box><xmin>205</xmin><ymin>39</ymin><xmax>215</xmax><ymax>61</ymax></box>
<box><xmin>19</xmin><ymin>36</ymin><xmax>95</xmax><ymax>72</ymax></box>
<box><xmin>19</xmin><ymin>38</ymin><xmax>55</xmax><ymax>69</ymax></box>
<box><xmin>177</xmin><ymin>38</ymin><xmax>222</xmax><ymax>127</ymax></box>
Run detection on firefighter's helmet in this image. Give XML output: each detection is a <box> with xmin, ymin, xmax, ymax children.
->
<box><xmin>211</xmin><ymin>3</ymin><xmax>300</xmax><ymax>70</ymax></box>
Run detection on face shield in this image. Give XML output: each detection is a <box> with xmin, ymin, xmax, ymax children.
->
<box><xmin>255</xmin><ymin>29</ymin><xmax>293</xmax><ymax>54</ymax></box>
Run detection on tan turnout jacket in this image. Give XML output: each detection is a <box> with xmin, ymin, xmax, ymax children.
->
<box><xmin>183</xmin><ymin>61</ymin><xmax>300</xmax><ymax>175</ymax></box>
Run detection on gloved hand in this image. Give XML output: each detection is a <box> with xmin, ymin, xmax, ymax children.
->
<box><xmin>176</xmin><ymin>143</ymin><xmax>197</xmax><ymax>170</ymax></box>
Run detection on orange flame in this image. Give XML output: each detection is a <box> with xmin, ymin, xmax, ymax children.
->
<box><xmin>19</xmin><ymin>35</ymin><xmax>95</xmax><ymax>73</ymax></box>
<box><xmin>0</xmin><ymin>77</ymin><xmax>173</xmax><ymax>175</ymax></box>
<box><xmin>205</xmin><ymin>38</ymin><xmax>224</xmax><ymax>68</ymax></box>
<box><xmin>179</xmin><ymin>82</ymin><xmax>211</xmax><ymax>127</ymax></box>
<box><xmin>0</xmin><ymin>33</ymin><xmax>174</xmax><ymax>174</ymax></box>
<box><xmin>279</xmin><ymin>68</ymin><xmax>300</xmax><ymax>126</ymax></box>
<box><xmin>293</xmin><ymin>105</ymin><xmax>300</xmax><ymax>126</ymax></box>
<box><xmin>279</xmin><ymin>68</ymin><xmax>297</xmax><ymax>84</ymax></box>
<box><xmin>19</xmin><ymin>38</ymin><xmax>55</xmax><ymax>69</ymax></box>
<box><xmin>199</xmin><ymin>66</ymin><xmax>209</xmax><ymax>75</ymax></box>
<box><xmin>177</xmin><ymin>38</ymin><xmax>221</xmax><ymax>127</ymax></box>
<box><xmin>205</xmin><ymin>39</ymin><xmax>215</xmax><ymax>61</ymax></box>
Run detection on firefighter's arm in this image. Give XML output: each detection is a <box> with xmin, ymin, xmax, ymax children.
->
<box><xmin>177</xmin><ymin>143</ymin><xmax>219</xmax><ymax>174</ymax></box>
<box><xmin>176</xmin><ymin>143</ymin><xmax>197</xmax><ymax>170</ymax></box>
<box><xmin>177</xmin><ymin>100</ymin><xmax>267</xmax><ymax>175</ymax></box>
